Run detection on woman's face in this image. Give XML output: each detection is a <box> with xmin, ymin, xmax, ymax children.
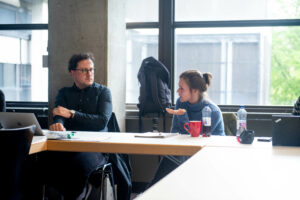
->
<box><xmin>177</xmin><ymin>78</ymin><xmax>200</xmax><ymax>104</ymax></box>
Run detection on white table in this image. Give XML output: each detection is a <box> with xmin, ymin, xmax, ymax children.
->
<box><xmin>137</xmin><ymin>146</ymin><xmax>300</xmax><ymax>200</ymax></box>
<box><xmin>29</xmin><ymin>136</ymin><xmax>47</xmax><ymax>154</ymax></box>
<box><xmin>30</xmin><ymin>133</ymin><xmax>298</xmax><ymax>199</ymax></box>
<box><xmin>30</xmin><ymin>133</ymin><xmax>273</xmax><ymax>155</ymax></box>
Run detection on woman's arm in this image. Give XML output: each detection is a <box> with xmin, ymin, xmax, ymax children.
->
<box><xmin>211</xmin><ymin>108</ymin><xmax>225</xmax><ymax>136</ymax></box>
<box><xmin>169</xmin><ymin>99</ymin><xmax>190</xmax><ymax>134</ymax></box>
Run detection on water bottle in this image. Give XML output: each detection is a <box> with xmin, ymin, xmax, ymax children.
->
<box><xmin>202</xmin><ymin>105</ymin><xmax>212</xmax><ymax>137</ymax></box>
<box><xmin>236</xmin><ymin>106</ymin><xmax>247</xmax><ymax>142</ymax></box>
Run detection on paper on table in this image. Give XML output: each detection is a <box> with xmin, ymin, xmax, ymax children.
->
<box><xmin>46</xmin><ymin>131</ymin><xmax>73</xmax><ymax>140</ymax></box>
<box><xmin>134</xmin><ymin>132</ymin><xmax>179</xmax><ymax>138</ymax></box>
<box><xmin>32</xmin><ymin>136</ymin><xmax>47</xmax><ymax>143</ymax></box>
<box><xmin>64</xmin><ymin>136</ymin><xmax>111</xmax><ymax>142</ymax></box>
<box><xmin>46</xmin><ymin>131</ymin><xmax>110</xmax><ymax>142</ymax></box>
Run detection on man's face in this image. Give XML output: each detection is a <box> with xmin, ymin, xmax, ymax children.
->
<box><xmin>70</xmin><ymin>59</ymin><xmax>94</xmax><ymax>89</ymax></box>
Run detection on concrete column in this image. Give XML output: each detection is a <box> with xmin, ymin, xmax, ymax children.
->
<box><xmin>48</xmin><ymin>0</ymin><xmax>126</xmax><ymax>131</ymax></box>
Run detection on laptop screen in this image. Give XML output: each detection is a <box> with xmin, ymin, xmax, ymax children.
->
<box><xmin>272</xmin><ymin>114</ymin><xmax>300</xmax><ymax>147</ymax></box>
<box><xmin>0</xmin><ymin>112</ymin><xmax>44</xmax><ymax>136</ymax></box>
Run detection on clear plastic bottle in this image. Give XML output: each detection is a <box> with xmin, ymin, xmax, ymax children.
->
<box><xmin>236</xmin><ymin>106</ymin><xmax>247</xmax><ymax>141</ymax></box>
<box><xmin>202</xmin><ymin>105</ymin><xmax>212</xmax><ymax>137</ymax></box>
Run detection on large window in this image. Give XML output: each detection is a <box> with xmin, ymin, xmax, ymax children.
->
<box><xmin>125</xmin><ymin>0</ymin><xmax>159</xmax><ymax>104</ymax></box>
<box><xmin>126</xmin><ymin>0</ymin><xmax>300</xmax><ymax>106</ymax></box>
<box><xmin>175</xmin><ymin>0</ymin><xmax>300</xmax><ymax>21</ymax></box>
<box><xmin>0</xmin><ymin>0</ymin><xmax>48</xmax><ymax>102</ymax></box>
<box><xmin>126</xmin><ymin>29</ymin><xmax>158</xmax><ymax>103</ymax></box>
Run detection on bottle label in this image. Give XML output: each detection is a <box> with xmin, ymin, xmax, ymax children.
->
<box><xmin>237</xmin><ymin>120</ymin><xmax>246</xmax><ymax>129</ymax></box>
<box><xmin>203</xmin><ymin>117</ymin><xmax>211</xmax><ymax>126</ymax></box>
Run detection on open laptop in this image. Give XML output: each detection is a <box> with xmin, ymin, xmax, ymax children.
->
<box><xmin>0</xmin><ymin>112</ymin><xmax>44</xmax><ymax>136</ymax></box>
<box><xmin>272</xmin><ymin>114</ymin><xmax>300</xmax><ymax>147</ymax></box>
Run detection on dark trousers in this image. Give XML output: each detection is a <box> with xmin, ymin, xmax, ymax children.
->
<box><xmin>148</xmin><ymin>156</ymin><xmax>190</xmax><ymax>188</ymax></box>
<box><xmin>21</xmin><ymin>154</ymin><xmax>44</xmax><ymax>200</ymax></box>
<box><xmin>26</xmin><ymin>151</ymin><xmax>107</xmax><ymax>200</ymax></box>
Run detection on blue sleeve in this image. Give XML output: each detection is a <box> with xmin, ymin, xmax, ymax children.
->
<box><xmin>211</xmin><ymin>108</ymin><xmax>225</xmax><ymax>136</ymax></box>
<box><xmin>170</xmin><ymin>115</ymin><xmax>179</xmax><ymax>133</ymax></box>
<box><xmin>170</xmin><ymin>99</ymin><xmax>190</xmax><ymax>134</ymax></box>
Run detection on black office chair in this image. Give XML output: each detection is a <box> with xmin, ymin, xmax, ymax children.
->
<box><xmin>86</xmin><ymin>112</ymin><xmax>132</xmax><ymax>200</ymax></box>
<box><xmin>0</xmin><ymin>125</ymin><xmax>35</xmax><ymax>200</ymax></box>
<box><xmin>107</xmin><ymin>112</ymin><xmax>132</xmax><ymax>200</ymax></box>
<box><xmin>85</xmin><ymin>163</ymin><xmax>116</xmax><ymax>200</ymax></box>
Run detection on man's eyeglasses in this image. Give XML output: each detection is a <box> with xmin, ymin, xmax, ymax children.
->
<box><xmin>74</xmin><ymin>68</ymin><xmax>95</xmax><ymax>74</ymax></box>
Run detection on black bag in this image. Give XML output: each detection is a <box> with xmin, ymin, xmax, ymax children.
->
<box><xmin>137</xmin><ymin>57</ymin><xmax>172</xmax><ymax>132</ymax></box>
<box><xmin>107</xmin><ymin>113</ymin><xmax>132</xmax><ymax>200</ymax></box>
<box><xmin>137</xmin><ymin>57</ymin><xmax>171</xmax><ymax>115</ymax></box>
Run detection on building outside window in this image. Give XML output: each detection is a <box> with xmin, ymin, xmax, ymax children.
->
<box><xmin>125</xmin><ymin>0</ymin><xmax>159</xmax><ymax>104</ymax></box>
<box><xmin>1</xmin><ymin>0</ymin><xmax>299</xmax><ymax>106</ymax></box>
<box><xmin>0</xmin><ymin>0</ymin><xmax>48</xmax><ymax>102</ymax></box>
<box><xmin>126</xmin><ymin>0</ymin><xmax>300</xmax><ymax>107</ymax></box>
<box><xmin>126</xmin><ymin>28</ymin><xmax>158</xmax><ymax>103</ymax></box>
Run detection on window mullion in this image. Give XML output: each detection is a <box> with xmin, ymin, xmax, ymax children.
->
<box><xmin>159</xmin><ymin>0</ymin><xmax>175</xmax><ymax>103</ymax></box>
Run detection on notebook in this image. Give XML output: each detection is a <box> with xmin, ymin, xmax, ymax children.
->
<box><xmin>272</xmin><ymin>114</ymin><xmax>300</xmax><ymax>147</ymax></box>
<box><xmin>0</xmin><ymin>112</ymin><xmax>44</xmax><ymax>136</ymax></box>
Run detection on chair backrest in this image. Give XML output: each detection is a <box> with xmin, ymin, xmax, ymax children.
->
<box><xmin>0</xmin><ymin>125</ymin><xmax>35</xmax><ymax>200</ymax></box>
<box><xmin>106</xmin><ymin>113</ymin><xmax>132</xmax><ymax>199</ymax></box>
<box><xmin>222</xmin><ymin>112</ymin><xmax>237</xmax><ymax>136</ymax></box>
<box><xmin>107</xmin><ymin>112</ymin><xmax>120</xmax><ymax>132</ymax></box>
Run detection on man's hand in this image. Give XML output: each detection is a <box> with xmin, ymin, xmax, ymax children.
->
<box><xmin>53</xmin><ymin>106</ymin><xmax>71</xmax><ymax>118</ymax></box>
<box><xmin>49</xmin><ymin>123</ymin><xmax>66</xmax><ymax>131</ymax></box>
<box><xmin>166</xmin><ymin>108</ymin><xmax>186</xmax><ymax>115</ymax></box>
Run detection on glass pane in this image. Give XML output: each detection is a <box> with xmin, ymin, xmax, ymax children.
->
<box><xmin>126</xmin><ymin>29</ymin><xmax>158</xmax><ymax>103</ymax></box>
<box><xmin>0</xmin><ymin>30</ymin><xmax>48</xmax><ymax>102</ymax></box>
<box><xmin>126</xmin><ymin>0</ymin><xmax>158</xmax><ymax>22</ymax></box>
<box><xmin>0</xmin><ymin>0</ymin><xmax>48</xmax><ymax>24</ymax></box>
<box><xmin>175</xmin><ymin>0</ymin><xmax>300</xmax><ymax>21</ymax></box>
<box><xmin>174</xmin><ymin>27</ymin><xmax>300</xmax><ymax>106</ymax></box>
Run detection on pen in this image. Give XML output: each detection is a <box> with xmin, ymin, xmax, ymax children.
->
<box><xmin>67</xmin><ymin>131</ymin><xmax>76</xmax><ymax>139</ymax></box>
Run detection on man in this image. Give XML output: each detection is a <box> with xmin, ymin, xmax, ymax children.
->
<box><xmin>50</xmin><ymin>53</ymin><xmax>112</xmax><ymax>132</ymax></box>
<box><xmin>43</xmin><ymin>53</ymin><xmax>112</xmax><ymax>199</ymax></box>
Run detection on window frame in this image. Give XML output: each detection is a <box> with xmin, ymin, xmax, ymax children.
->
<box><xmin>126</xmin><ymin>0</ymin><xmax>299</xmax><ymax>112</ymax></box>
<box><xmin>0</xmin><ymin>23</ymin><xmax>48</xmax><ymax>107</ymax></box>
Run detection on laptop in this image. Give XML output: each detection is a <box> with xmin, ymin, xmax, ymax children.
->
<box><xmin>272</xmin><ymin>114</ymin><xmax>300</xmax><ymax>147</ymax></box>
<box><xmin>0</xmin><ymin>112</ymin><xmax>44</xmax><ymax>136</ymax></box>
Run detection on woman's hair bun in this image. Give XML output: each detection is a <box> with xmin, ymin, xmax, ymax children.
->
<box><xmin>203</xmin><ymin>72</ymin><xmax>212</xmax><ymax>86</ymax></box>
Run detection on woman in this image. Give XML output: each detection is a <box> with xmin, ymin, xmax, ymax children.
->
<box><xmin>149</xmin><ymin>70</ymin><xmax>224</xmax><ymax>187</ymax></box>
<box><xmin>167</xmin><ymin>69</ymin><xmax>224</xmax><ymax>135</ymax></box>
